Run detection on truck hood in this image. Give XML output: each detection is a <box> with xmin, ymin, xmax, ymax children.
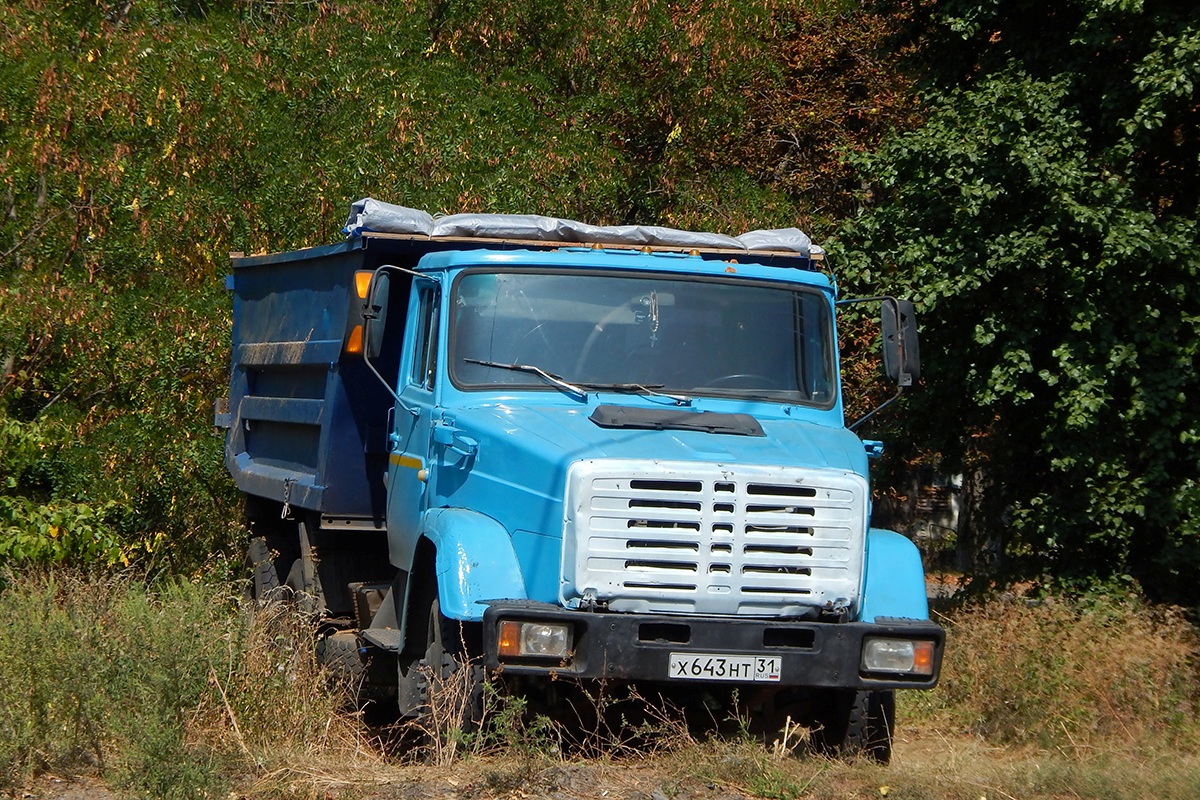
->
<box><xmin>452</xmin><ymin>401</ymin><xmax>866</xmax><ymax>475</ymax></box>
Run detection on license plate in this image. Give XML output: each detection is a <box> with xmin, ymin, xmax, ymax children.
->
<box><xmin>668</xmin><ymin>653</ymin><xmax>781</xmax><ymax>682</ymax></box>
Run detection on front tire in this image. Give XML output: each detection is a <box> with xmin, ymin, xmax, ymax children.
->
<box><xmin>816</xmin><ymin>689</ymin><xmax>894</xmax><ymax>764</ymax></box>
<box><xmin>398</xmin><ymin>585</ymin><xmax>484</xmax><ymax>729</ymax></box>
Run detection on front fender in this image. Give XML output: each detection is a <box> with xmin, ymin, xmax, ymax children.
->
<box><xmin>858</xmin><ymin>528</ymin><xmax>930</xmax><ymax>623</ymax></box>
<box><xmin>423</xmin><ymin>507</ymin><xmax>528</xmax><ymax>622</ymax></box>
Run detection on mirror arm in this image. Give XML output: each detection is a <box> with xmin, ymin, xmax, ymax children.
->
<box><xmin>847</xmin><ymin>387</ymin><xmax>904</xmax><ymax>432</ymax></box>
<box><xmin>373</xmin><ymin>262</ymin><xmax>431</xmax><ymax>282</ymax></box>
<box><xmin>360</xmin><ymin>265</ymin><xmax>438</xmax><ymax>417</ymax></box>
<box><xmin>834</xmin><ymin>294</ymin><xmax>898</xmax><ymax>308</ymax></box>
<box><xmin>362</xmin><ymin>349</ymin><xmax>420</xmax><ymax>417</ymax></box>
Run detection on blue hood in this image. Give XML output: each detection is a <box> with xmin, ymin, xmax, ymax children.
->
<box><xmin>455</xmin><ymin>401</ymin><xmax>865</xmax><ymax>472</ymax></box>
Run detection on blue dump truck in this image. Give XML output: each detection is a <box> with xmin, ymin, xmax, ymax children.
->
<box><xmin>217</xmin><ymin>199</ymin><xmax>942</xmax><ymax>761</ymax></box>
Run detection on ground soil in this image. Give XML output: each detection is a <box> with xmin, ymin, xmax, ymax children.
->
<box><xmin>0</xmin><ymin>732</ymin><xmax>1024</xmax><ymax>800</ymax></box>
<box><xmin>10</xmin><ymin>729</ymin><xmax>1198</xmax><ymax>800</ymax></box>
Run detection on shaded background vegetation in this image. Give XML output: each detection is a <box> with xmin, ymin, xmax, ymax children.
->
<box><xmin>840</xmin><ymin>0</ymin><xmax>1200</xmax><ymax>601</ymax></box>
<box><xmin>1</xmin><ymin>0</ymin><xmax>1198</xmax><ymax>606</ymax></box>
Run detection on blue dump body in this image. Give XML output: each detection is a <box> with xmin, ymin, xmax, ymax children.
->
<box><xmin>221</xmin><ymin>219</ymin><xmax>943</xmax><ymax>758</ymax></box>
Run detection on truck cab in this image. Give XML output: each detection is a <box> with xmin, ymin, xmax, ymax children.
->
<box><xmin>220</xmin><ymin>201</ymin><xmax>942</xmax><ymax>760</ymax></box>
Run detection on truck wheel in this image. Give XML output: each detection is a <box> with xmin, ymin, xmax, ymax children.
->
<box><xmin>816</xmin><ymin>690</ymin><xmax>894</xmax><ymax>764</ymax></box>
<box><xmin>423</xmin><ymin>598</ymin><xmax>485</xmax><ymax>730</ymax></box>
<box><xmin>279</xmin><ymin>520</ymin><xmax>325</xmax><ymax>617</ymax></box>
<box><xmin>399</xmin><ymin>592</ymin><xmax>484</xmax><ymax>732</ymax></box>
<box><xmin>246</xmin><ymin>537</ymin><xmax>283</xmax><ymax>604</ymax></box>
<box><xmin>318</xmin><ymin>630</ymin><xmax>367</xmax><ymax>689</ymax></box>
<box><xmin>317</xmin><ymin>630</ymin><xmax>398</xmax><ymax>705</ymax></box>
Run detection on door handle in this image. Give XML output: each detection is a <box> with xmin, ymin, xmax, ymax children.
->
<box><xmin>433</xmin><ymin>425</ymin><xmax>478</xmax><ymax>458</ymax></box>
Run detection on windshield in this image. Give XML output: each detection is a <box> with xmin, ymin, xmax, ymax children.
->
<box><xmin>450</xmin><ymin>270</ymin><xmax>836</xmax><ymax>406</ymax></box>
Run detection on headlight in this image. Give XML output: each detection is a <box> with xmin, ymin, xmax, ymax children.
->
<box><xmin>498</xmin><ymin>620</ymin><xmax>573</xmax><ymax>660</ymax></box>
<box><xmin>861</xmin><ymin>637</ymin><xmax>935</xmax><ymax>676</ymax></box>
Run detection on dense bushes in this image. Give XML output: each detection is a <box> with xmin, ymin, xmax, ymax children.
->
<box><xmin>3</xmin><ymin>0</ymin><xmax>1199</xmax><ymax>602</ymax></box>
<box><xmin>840</xmin><ymin>0</ymin><xmax>1200</xmax><ymax>602</ymax></box>
<box><xmin>0</xmin><ymin>0</ymin><xmax>919</xmax><ymax>574</ymax></box>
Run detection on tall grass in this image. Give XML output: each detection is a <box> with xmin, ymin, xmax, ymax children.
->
<box><xmin>906</xmin><ymin>591</ymin><xmax>1200</xmax><ymax>752</ymax></box>
<box><xmin>0</xmin><ymin>570</ymin><xmax>379</xmax><ymax>799</ymax></box>
<box><xmin>1</xmin><ymin>570</ymin><xmax>1198</xmax><ymax>799</ymax></box>
<box><xmin>677</xmin><ymin>592</ymin><xmax>1200</xmax><ymax>800</ymax></box>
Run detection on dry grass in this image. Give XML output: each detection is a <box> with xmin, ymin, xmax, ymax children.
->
<box><xmin>0</xmin><ymin>570</ymin><xmax>392</xmax><ymax>798</ymax></box>
<box><xmin>2</xmin><ymin>571</ymin><xmax>1199</xmax><ymax>800</ymax></box>
<box><xmin>908</xmin><ymin>592</ymin><xmax>1200</xmax><ymax>753</ymax></box>
<box><xmin>192</xmin><ymin>601</ymin><xmax>394</xmax><ymax>788</ymax></box>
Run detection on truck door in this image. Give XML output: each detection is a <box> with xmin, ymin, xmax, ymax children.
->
<box><xmin>386</xmin><ymin>281</ymin><xmax>440</xmax><ymax>568</ymax></box>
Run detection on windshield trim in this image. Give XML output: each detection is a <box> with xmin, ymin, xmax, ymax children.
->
<box><xmin>446</xmin><ymin>266</ymin><xmax>838</xmax><ymax>411</ymax></box>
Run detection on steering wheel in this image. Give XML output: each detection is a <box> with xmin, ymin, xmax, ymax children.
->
<box><xmin>575</xmin><ymin>303</ymin><xmax>640</xmax><ymax>375</ymax></box>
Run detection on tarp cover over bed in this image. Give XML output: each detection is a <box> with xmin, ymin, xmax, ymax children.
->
<box><xmin>343</xmin><ymin>198</ymin><xmax>823</xmax><ymax>258</ymax></box>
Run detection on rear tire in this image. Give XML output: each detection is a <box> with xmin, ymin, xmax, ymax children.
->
<box><xmin>246</xmin><ymin>536</ymin><xmax>283</xmax><ymax>604</ymax></box>
<box><xmin>318</xmin><ymin>630</ymin><xmax>368</xmax><ymax>688</ymax></box>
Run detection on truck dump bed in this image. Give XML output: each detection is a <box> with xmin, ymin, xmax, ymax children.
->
<box><xmin>224</xmin><ymin>239</ymin><xmax>393</xmax><ymax>521</ymax></box>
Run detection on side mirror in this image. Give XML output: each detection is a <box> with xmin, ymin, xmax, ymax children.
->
<box><xmin>882</xmin><ymin>299</ymin><xmax>920</xmax><ymax>386</ymax></box>
<box><xmin>364</xmin><ymin>272</ymin><xmax>390</xmax><ymax>360</ymax></box>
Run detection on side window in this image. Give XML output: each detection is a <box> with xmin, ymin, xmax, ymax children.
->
<box><xmin>411</xmin><ymin>286</ymin><xmax>440</xmax><ymax>390</ymax></box>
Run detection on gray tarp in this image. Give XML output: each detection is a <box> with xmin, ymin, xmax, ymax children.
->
<box><xmin>343</xmin><ymin>197</ymin><xmax>822</xmax><ymax>257</ymax></box>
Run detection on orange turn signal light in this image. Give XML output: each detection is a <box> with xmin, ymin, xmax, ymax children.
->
<box><xmin>498</xmin><ymin>621</ymin><xmax>521</xmax><ymax>657</ymax></box>
<box><xmin>912</xmin><ymin>640</ymin><xmax>935</xmax><ymax>676</ymax></box>
<box><xmin>354</xmin><ymin>270</ymin><xmax>373</xmax><ymax>300</ymax></box>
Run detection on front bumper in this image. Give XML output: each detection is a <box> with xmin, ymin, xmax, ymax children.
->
<box><xmin>483</xmin><ymin>602</ymin><xmax>943</xmax><ymax>690</ymax></box>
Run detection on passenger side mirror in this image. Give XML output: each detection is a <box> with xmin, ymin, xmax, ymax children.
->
<box><xmin>364</xmin><ymin>272</ymin><xmax>390</xmax><ymax>360</ymax></box>
<box><xmin>881</xmin><ymin>299</ymin><xmax>920</xmax><ymax>387</ymax></box>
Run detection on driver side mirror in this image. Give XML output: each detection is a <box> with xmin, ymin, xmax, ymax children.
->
<box><xmin>364</xmin><ymin>272</ymin><xmax>390</xmax><ymax>360</ymax></box>
<box><xmin>881</xmin><ymin>299</ymin><xmax>920</xmax><ymax>387</ymax></box>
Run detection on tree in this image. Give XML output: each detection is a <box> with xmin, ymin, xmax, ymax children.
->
<box><xmin>839</xmin><ymin>0</ymin><xmax>1200</xmax><ymax>602</ymax></box>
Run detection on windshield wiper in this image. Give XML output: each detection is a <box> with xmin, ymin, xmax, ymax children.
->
<box><xmin>578</xmin><ymin>382</ymin><xmax>693</xmax><ymax>406</ymax></box>
<box><xmin>462</xmin><ymin>358</ymin><xmax>587</xmax><ymax>400</ymax></box>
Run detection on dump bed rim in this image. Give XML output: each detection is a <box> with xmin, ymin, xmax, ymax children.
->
<box><xmin>230</xmin><ymin>231</ymin><xmax>821</xmax><ymax>270</ymax></box>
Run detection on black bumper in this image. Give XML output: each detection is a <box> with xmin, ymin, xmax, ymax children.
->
<box><xmin>482</xmin><ymin>602</ymin><xmax>944</xmax><ymax>691</ymax></box>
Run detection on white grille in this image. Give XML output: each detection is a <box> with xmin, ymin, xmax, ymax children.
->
<box><xmin>561</xmin><ymin>460</ymin><xmax>867</xmax><ymax>616</ymax></box>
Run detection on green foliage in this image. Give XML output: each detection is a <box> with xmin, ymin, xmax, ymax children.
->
<box><xmin>0</xmin><ymin>496</ymin><xmax>123</xmax><ymax>565</ymax></box>
<box><xmin>0</xmin><ymin>418</ymin><xmax>123</xmax><ymax>566</ymax></box>
<box><xmin>842</xmin><ymin>0</ymin><xmax>1200</xmax><ymax>601</ymax></box>
<box><xmin>427</xmin><ymin>0</ymin><xmax>778</xmax><ymax>223</ymax></box>
<box><xmin>1</xmin><ymin>0</ymin><xmax>922</xmax><ymax>574</ymax></box>
<box><xmin>0</xmin><ymin>276</ymin><xmax>239</xmax><ymax>572</ymax></box>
